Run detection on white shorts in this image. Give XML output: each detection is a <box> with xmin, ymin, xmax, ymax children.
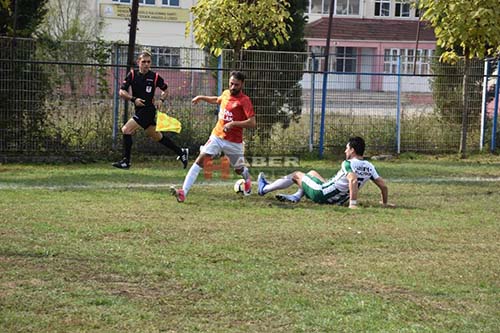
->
<box><xmin>201</xmin><ymin>135</ymin><xmax>246</xmax><ymax>169</ymax></box>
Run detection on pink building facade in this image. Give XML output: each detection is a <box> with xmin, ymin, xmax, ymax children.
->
<box><xmin>304</xmin><ymin>17</ymin><xmax>436</xmax><ymax>92</ymax></box>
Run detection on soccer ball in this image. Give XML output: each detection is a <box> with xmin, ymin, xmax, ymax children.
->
<box><xmin>233</xmin><ymin>179</ymin><xmax>246</xmax><ymax>194</ymax></box>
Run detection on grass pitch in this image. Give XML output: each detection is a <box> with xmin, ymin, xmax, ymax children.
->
<box><xmin>1</xmin><ymin>155</ymin><xmax>499</xmax><ymax>332</ymax></box>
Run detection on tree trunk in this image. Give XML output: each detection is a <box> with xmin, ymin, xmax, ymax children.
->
<box><xmin>459</xmin><ymin>56</ymin><xmax>471</xmax><ymax>158</ymax></box>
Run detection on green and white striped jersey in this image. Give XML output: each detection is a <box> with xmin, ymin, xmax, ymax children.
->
<box><xmin>325</xmin><ymin>158</ymin><xmax>380</xmax><ymax>193</ymax></box>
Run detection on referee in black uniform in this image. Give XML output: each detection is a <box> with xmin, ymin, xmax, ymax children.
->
<box><xmin>113</xmin><ymin>49</ymin><xmax>188</xmax><ymax>169</ymax></box>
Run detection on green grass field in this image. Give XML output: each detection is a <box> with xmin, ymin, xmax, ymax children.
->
<box><xmin>1</xmin><ymin>155</ymin><xmax>499</xmax><ymax>332</ymax></box>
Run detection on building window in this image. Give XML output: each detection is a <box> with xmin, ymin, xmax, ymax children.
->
<box><xmin>112</xmin><ymin>0</ymin><xmax>155</xmax><ymax>4</ymax></box>
<box><xmin>151</xmin><ymin>47</ymin><xmax>181</xmax><ymax>67</ymax></box>
<box><xmin>309</xmin><ymin>0</ymin><xmax>333</xmax><ymax>15</ymax></box>
<box><xmin>307</xmin><ymin>46</ymin><xmax>325</xmax><ymax>71</ymax></box>
<box><xmin>162</xmin><ymin>0</ymin><xmax>180</xmax><ymax>6</ymax></box>
<box><xmin>336</xmin><ymin>0</ymin><xmax>360</xmax><ymax>15</ymax></box>
<box><xmin>395</xmin><ymin>0</ymin><xmax>410</xmax><ymax>17</ymax></box>
<box><xmin>334</xmin><ymin>47</ymin><xmax>357</xmax><ymax>72</ymax></box>
<box><xmin>374</xmin><ymin>0</ymin><xmax>390</xmax><ymax>16</ymax></box>
<box><xmin>307</xmin><ymin>46</ymin><xmax>358</xmax><ymax>72</ymax></box>
<box><xmin>310</xmin><ymin>0</ymin><xmax>360</xmax><ymax>15</ymax></box>
<box><xmin>384</xmin><ymin>48</ymin><xmax>433</xmax><ymax>74</ymax></box>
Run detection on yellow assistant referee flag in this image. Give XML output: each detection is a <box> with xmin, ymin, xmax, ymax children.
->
<box><xmin>156</xmin><ymin>111</ymin><xmax>182</xmax><ymax>133</ymax></box>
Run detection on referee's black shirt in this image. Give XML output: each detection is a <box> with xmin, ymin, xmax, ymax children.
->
<box><xmin>121</xmin><ymin>69</ymin><xmax>168</xmax><ymax>109</ymax></box>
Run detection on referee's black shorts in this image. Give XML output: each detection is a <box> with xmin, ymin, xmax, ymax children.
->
<box><xmin>132</xmin><ymin>106</ymin><xmax>156</xmax><ymax>129</ymax></box>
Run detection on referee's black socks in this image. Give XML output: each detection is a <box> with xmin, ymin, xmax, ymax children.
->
<box><xmin>123</xmin><ymin>134</ymin><xmax>132</xmax><ymax>162</ymax></box>
<box><xmin>159</xmin><ymin>134</ymin><xmax>183</xmax><ymax>156</ymax></box>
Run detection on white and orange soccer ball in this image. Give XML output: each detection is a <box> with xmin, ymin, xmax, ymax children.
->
<box><xmin>233</xmin><ymin>179</ymin><xmax>246</xmax><ymax>194</ymax></box>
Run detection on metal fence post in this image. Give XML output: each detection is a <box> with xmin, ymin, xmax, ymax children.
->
<box><xmin>309</xmin><ymin>53</ymin><xmax>316</xmax><ymax>153</ymax></box>
<box><xmin>396</xmin><ymin>55</ymin><xmax>402</xmax><ymax>154</ymax></box>
<box><xmin>480</xmin><ymin>59</ymin><xmax>490</xmax><ymax>151</ymax></box>
<box><xmin>491</xmin><ymin>60</ymin><xmax>500</xmax><ymax>153</ymax></box>
<box><xmin>112</xmin><ymin>44</ymin><xmax>121</xmax><ymax>149</ymax></box>
<box><xmin>217</xmin><ymin>55</ymin><xmax>223</xmax><ymax>96</ymax></box>
<box><xmin>318</xmin><ymin>70</ymin><xmax>328</xmax><ymax>159</ymax></box>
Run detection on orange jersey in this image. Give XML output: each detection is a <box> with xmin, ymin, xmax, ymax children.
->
<box><xmin>211</xmin><ymin>90</ymin><xmax>255</xmax><ymax>143</ymax></box>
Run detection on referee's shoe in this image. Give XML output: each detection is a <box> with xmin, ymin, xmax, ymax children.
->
<box><xmin>112</xmin><ymin>158</ymin><xmax>130</xmax><ymax>169</ymax></box>
<box><xmin>177</xmin><ymin>148</ymin><xmax>189</xmax><ymax>169</ymax></box>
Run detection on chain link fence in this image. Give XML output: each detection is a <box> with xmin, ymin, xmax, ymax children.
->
<box><xmin>0</xmin><ymin>37</ymin><xmax>498</xmax><ymax>161</ymax></box>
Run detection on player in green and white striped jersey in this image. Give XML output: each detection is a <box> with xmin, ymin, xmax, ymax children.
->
<box><xmin>257</xmin><ymin>137</ymin><xmax>391</xmax><ymax>209</ymax></box>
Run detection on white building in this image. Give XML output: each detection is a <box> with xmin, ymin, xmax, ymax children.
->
<box><xmin>86</xmin><ymin>0</ymin><xmax>196</xmax><ymax>47</ymax></box>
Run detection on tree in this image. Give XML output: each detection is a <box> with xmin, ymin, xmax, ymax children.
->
<box><xmin>430</xmin><ymin>47</ymin><xmax>484</xmax><ymax>153</ymax></box>
<box><xmin>0</xmin><ymin>0</ymin><xmax>49</xmax><ymax>152</ymax></box>
<box><xmin>419</xmin><ymin>0</ymin><xmax>500</xmax><ymax>157</ymax></box>
<box><xmin>35</xmin><ymin>0</ymin><xmax>107</xmax><ymax>98</ymax></box>
<box><xmin>1</xmin><ymin>0</ymin><xmax>47</xmax><ymax>37</ymax></box>
<box><xmin>37</xmin><ymin>0</ymin><xmax>101</xmax><ymax>42</ymax></box>
<box><xmin>187</xmin><ymin>0</ymin><xmax>292</xmax><ymax>67</ymax></box>
<box><xmin>245</xmin><ymin>0</ymin><xmax>308</xmax><ymax>136</ymax></box>
<box><xmin>188</xmin><ymin>0</ymin><xmax>307</xmax><ymax>140</ymax></box>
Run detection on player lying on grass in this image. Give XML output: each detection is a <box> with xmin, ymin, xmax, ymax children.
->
<box><xmin>257</xmin><ymin>136</ymin><xmax>392</xmax><ymax>209</ymax></box>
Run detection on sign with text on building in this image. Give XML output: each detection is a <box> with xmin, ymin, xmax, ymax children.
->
<box><xmin>100</xmin><ymin>4</ymin><xmax>189</xmax><ymax>22</ymax></box>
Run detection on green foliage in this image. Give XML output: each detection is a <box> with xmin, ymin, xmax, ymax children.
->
<box><xmin>0</xmin><ymin>0</ymin><xmax>49</xmax><ymax>151</ymax></box>
<box><xmin>42</xmin><ymin>99</ymin><xmax>114</xmax><ymax>154</ymax></box>
<box><xmin>247</xmin><ymin>110</ymin><xmax>485</xmax><ymax>156</ymax></box>
<box><xmin>261</xmin><ymin>0</ymin><xmax>308</xmax><ymax>53</ymax></box>
<box><xmin>36</xmin><ymin>0</ymin><xmax>102</xmax><ymax>42</ymax></box>
<box><xmin>161</xmin><ymin>101</ymin><xmax>214</xmax><ymax>153</ymax></box>
<box><xmin>0</xmin><ymin>0</ymin><xmax>48</xmax><ymax>37</ymax></box>
<box><xmin>419</xmin><ymin>0</ymin><xmax>500</xmax><ymax>62</ymax></box>
<box><xmin>188</xmin><ymin>0</ymin><xmax>291</xmax><ymax>57</ymax></box>
<box><xmin>35</xmin><ymin>1</ymin><xmax>106</xmax><ymax>97</ymax></box>
<box><xmin>91</xmin><ymin>38</ymin><xmax>113</xmax><ymax>99</ymax></box>
<box><xmin>418</xmin><ymin>0</ymin><xmax>499</xmax><ymax>155</ymax></box>
<box><xmin>430</xmin><ymin>47</ymin><xmax>484</xmax><ymax>125</ymax></box>
<box><xmin>219</xmin><ymin>1</ymin><xmax>308</xmax><ymax>138</ymax></box>
<box><xmin>246</xmin><ymin>0</ymin><xmax>308</xmax><ymax>135</ymax></box>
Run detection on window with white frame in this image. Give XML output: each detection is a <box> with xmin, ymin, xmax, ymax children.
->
<box><xmin>310</xmin><ymin>0</ymin><xmax>360</xmax><ymax>15</ymax></box>
<box><xmin>336</xmin><ymin>0</ymin><xmax>360</xmax><ymax>15</ymax></box>
<box><xmin>374</xmin><ymin>0</ymin><xmax>391</xmax><ymax>16</ymax></box>
<box><xmin>310</xmin><ymin>0</ymin><xmax>329</xmax><ymax>14</ymax></box>
<box><xmin>334</xmin><ymin>47</ymin><xmax>357</xmax><ymax>72</ymax></box>
<box><xmin>307</xmin><ymin>46</ymin><xmax>357</xmax><ymax>72</ymax></box>
<box><xmin>384</xmin><ymin>48</ymin><xmax>433</xmax><ymax>74</ymax></box>
<box><xmin>395</xmin><ymin>0</ymin><xmax>410</xmax><ymax>17</ymax></box>
<box><xmin>112</xmin><ymin>0</ymin><xmax>155</xmax><ymax>4</ymax></box>
<box><xmin>150</xmin><ymin>47</ymin><xmax>181</xmax><ymax>67</ymax></box>
<box><xmin>307</xmin><ymin>46</ymin><xmax>325</xmax><ymax>71</ymax></box>
<box><xmin>162</xmin><ymin>0</ymin><xmax>180</xmax><ymax>6</ymax></box>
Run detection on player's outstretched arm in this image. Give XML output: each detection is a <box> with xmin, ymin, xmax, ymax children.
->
<box><xmin>192</xmin><ymin>95</ymin><xmax>218</xmax><ymax>105</ymax></box>
<box><xmin>373</xmin><ymin>177</ymin><xmax>394</xmax><ymax>207</ymax></box>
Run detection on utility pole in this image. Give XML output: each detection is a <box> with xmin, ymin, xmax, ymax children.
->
<box><xmin>12</xmin><ymin>0</ymin><xmax>18</xmax><ymax>52</ymax></box>
<box><xmin>123</xmin><ymin>0</ymin><xmax>140</xmax><ymax>123</ymax></box>
<box><xmin>318</xmin><ymin>0</ymin><xmax>335</xmax><ymax>158</ymax></box>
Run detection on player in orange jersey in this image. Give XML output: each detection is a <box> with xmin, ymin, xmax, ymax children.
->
<box><xmin>171</xmin><ymin>71</ymin><xmax>256</xmax><ymax>202</ymax></box>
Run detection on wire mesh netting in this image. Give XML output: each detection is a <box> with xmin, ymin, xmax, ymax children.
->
<box><xmin>0</xmin><ymin>37</ymin><xmax>498</xmax><ymax>161</ymax></box>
